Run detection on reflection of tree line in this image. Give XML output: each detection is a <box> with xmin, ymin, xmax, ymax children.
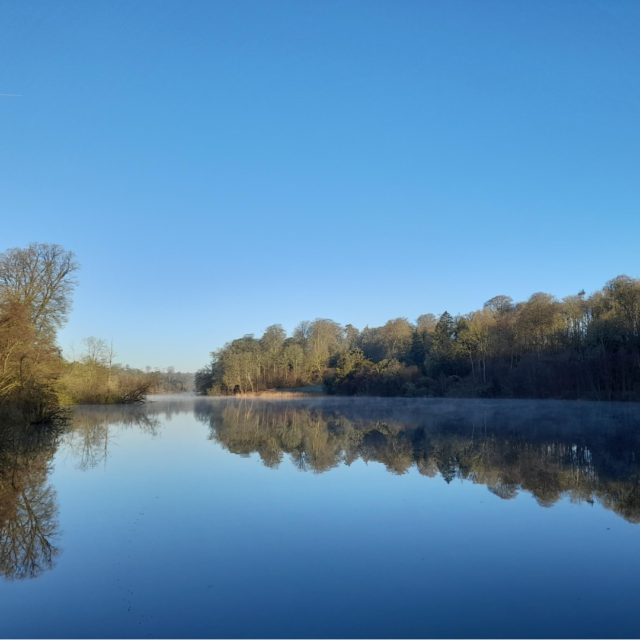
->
<box><xmin>60</xmin><ymin>399</ymin><xmax>201</xmax><ymax>471</ymax></box>
<box><xmin>0</xmin><ymin>402</ymin><xmax>180</xmax><ymax>581</ymax></box>
<box><xmin>3</xmin><ymin>397</ymin><xmax>639</xmax><ymax>582</ymax></box>
<box><xmin>62</xmin><ymin>405</ymin><xmax>166</xmax><ymax>471</ymax></box>
<box><xmin>0</xmin><ymin>421</ymin><xmax>61</xmax><ymax>580</ymax></box>
<box><xmin>194</xmin><ymin>399</ymin><xmax>640</xmax><ymax>524</ymax></box>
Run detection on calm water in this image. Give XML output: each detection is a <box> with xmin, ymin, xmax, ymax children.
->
<box><xmin>1</xmin><ymin>396</ymin><xmax>640</xmax><ymax>639</ymax></box>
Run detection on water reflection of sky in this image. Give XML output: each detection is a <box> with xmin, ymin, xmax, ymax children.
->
<box><xmin>1</xmin><ymin>397</ymin><xmax>640</xmax><ymax>638</ymax></box>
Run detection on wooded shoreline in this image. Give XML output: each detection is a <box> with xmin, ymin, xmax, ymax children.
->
<box><xmin>0</xmin><ymin>243</ymin><xmax>192</xmax><ymax>424</ymax></box>
<box><xmin>197</xmin><ymin>276</ymin><xmax>640</xmax><ymax>402</ymax></box>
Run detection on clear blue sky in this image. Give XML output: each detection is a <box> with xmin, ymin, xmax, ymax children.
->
<box><xmin>1</xmin><ymin>0</ymin><xmax>639</xmax><ymax>371</ymax></box>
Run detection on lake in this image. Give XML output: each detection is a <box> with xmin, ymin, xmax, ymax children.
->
<box><xmin>1</xmin><ymin>396</ymin><xmax>640</xmax><ymax>639</ymax></box>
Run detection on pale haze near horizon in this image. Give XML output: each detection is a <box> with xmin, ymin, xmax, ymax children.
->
<box><xmin>1</xmin><ymin>0</ymin><xmax>639</xmax><ymax>372</ymax></box>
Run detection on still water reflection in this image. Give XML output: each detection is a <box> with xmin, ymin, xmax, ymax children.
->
<box><xmin>1</xmin><ymin>397</ymin><xmax>640</xmax><ymax>638</ymax></box>
<box><xmin>0</xmin><ymin>421</ymin><xmax>61</xmax><ymax>580</ymax></box>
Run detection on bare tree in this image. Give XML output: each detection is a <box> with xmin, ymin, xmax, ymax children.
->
<box><xmin>0</xmin><ymin>243</ymin><xmax>79</xmax><ymax>334</ymax></box>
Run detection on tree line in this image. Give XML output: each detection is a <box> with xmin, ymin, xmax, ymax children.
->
<box><xmin>146</xmin><ymin>367</ymin><xmax>195</xmax><ymax>394</ymax></box>
<box><xmin>196</xmin><ymin>275</ymin><xmax>640</xmax><ymax>401</ymax></box>
<box><xmin>0</xmin><ymin>243</ymin><xmax>185</xmax><ymax>424</ymax></box>
<box><xmin>61</xmin><ymin>342</ymin><xmax>194</xmax><ymax>404</ymax></box>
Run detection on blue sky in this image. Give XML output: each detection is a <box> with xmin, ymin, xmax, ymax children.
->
<box><xmin>1</xmin><ymin>0</ymin><xmax>639</xmax><ymax>371</ymax></box>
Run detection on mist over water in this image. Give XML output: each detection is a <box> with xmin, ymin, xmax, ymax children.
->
<box><xmin>1</xmin><ymin>396</ymin><xmax>640</xmax><ymax>638</ymax></box>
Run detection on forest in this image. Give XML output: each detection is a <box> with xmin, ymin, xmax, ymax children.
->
<box><xmin>196</xmin><ymin>275</ymin><xmax>640</xmax><ymax>401</ymax></box>
<box><xmin>0</xmin><ymin>243</ymin><xmax>184</xmax><ymax>424</ymax></box>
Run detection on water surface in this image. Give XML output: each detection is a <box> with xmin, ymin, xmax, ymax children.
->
<box><xmin>1</xmin><ymin>396</ymin><xmax>640</xmax><ymax>638</ymax></box>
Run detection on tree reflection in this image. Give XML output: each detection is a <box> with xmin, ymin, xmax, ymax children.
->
<box><xmin>64</xmin><ymin>405</ymin><xmax>162</xmax><ymax>470</ymax></box>
<box><xmin>0</xmin><ymin>421</ymin><xmax>61</xmax><ymax>580</ymax></box>
<box><xmin>2</xmin><ymin>395</ymin><xmax>637</xmax><ymax>583</ymax></box>
<box><xmin>194</xmin><ymin>398</ymin><xmax>640</xmax><ymax>523</ymax></box>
